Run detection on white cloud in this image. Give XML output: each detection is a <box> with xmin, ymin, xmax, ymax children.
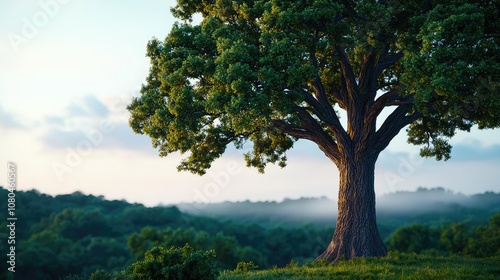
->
<box><xmin>0</xmin><ymin>105</ymin><xmax>26</xmax><ymax>129</ymax></box>
<box><xmin>66</xmin><ymin>95</ymin><xmax>109</xmax><ymax>117</ymax></box>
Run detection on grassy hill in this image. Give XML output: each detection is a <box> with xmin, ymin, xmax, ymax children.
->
<box><xmin>220</xmin><ymin>253</ymin><xmax>500</xmax><ymax>280</ymax></box>
<box><xmin>74</xmin><ymin>252</ymin><xmax>500</xmax><ymax>279</ymax></box>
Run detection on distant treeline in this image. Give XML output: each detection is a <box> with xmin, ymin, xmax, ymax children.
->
<box><xmin>0</xmin><ymin>187</ymin><xmax>498</xmax><ymax>280</ymax></box>
<box><xmin>177</xmin><ymin>187</ymin><xmax>500</xmax><ymax>229</ymax></box>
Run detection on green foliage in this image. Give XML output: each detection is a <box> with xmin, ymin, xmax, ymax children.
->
<box><xmin>285</xmin><ymin>260</ymin><xmax>301</xmax><ymax>269</ymax></box>
<box><xmin>386</xmin><ymin>224</ymin><xmax>441</xmax><ymax>254</ymax></box>
<box><xmin>127</xmin><ymin>226</ymin><xmax>267</xmax><ymax>269</ymax></box>
<box><xmin>87</xmin><ymin>270</ymin><xmax>115</xmax><ymax>280</ymax></box>
<box><xmin>128</xmin><ymin>0</ymin><xmax>500</xmax><ymax>265</ymax></box>
<box><xmin>63</xmin><ymin>270</ymin><xmax>117</xmax><ymax>280</ymax></box>
<box><xmin>126</xmin><ymin>245</ymin><xmax>218</xmax><ymax>280</ymax></box>
<box><xmin>220</xmin><ymin>253</ymin><xmax>500</xmax><ymax>280</ymax></box>
<box><xmin>387</xmin><ymin>215</ymin><xmax>500</xmax><ymax>259</ymax></box>
<box><xmin>129</xmin><ymin>0</ymin><xmax>500</xmax><ymax>175</ymax></box>
<box><xmin>2</xmin><ymin>186</ymin><xmax>499</xmax><ymax>279</ymax></box>
<box><xmin>63</xmin><ymin>244</ymin><xmax>219</xmax><ymax>280</ymax></box>
<box><xmin>404</xmin><ymin>2</ymin><xmax>500</xmax><ymax>157</ymax></box>
<box><xmin>440</xmin><ymin>223</ymin><xmax>470</xmax><ymax>254</ymax></box>
<box><xmin>303</xmin><ymin>259</ymin><xmax>329</xmax><ymax>268</ymax></box>
<box><xmin>464</xmin><ymin>213</ymin><xmax>500</xmax><ymax>257</ymax></box>
<box><xmin>234</xmin><ymin>261</ymin><xmax>259</xmax><ymax>273</ymax></box>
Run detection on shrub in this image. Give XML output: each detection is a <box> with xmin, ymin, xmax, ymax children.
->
<box><xmin>285</xmin><ymin>260</ymin><xmax>301</xmax><ymax>268</ymax></box>
<box><xmin>126</xmin><ymin>244</ymin><xmax>218</xmax><ymax>280</ymax></box>
<box><xmin>234</xmin><ymin>261</ymin><xmax>259</xmax><ymax>273</ymax></box>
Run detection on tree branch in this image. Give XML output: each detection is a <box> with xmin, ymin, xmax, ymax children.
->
<box><xmin>310</xmin><ymin>49</ymin><xmax>344</xmax><ymax>118</ymax></box>
<box><xmin>331</xmin><ymin>88</ymin><xmax>347</xmax><ymax>109</ymax></box>
<box><xmin>374</xmin><ymin>52</ymin><xmax>404</xmax><ymax>78</ymax></box>
<box><xmin>297</xmin><ymin>108</ymin><xmax>342</xmax><ymax>164</ymax></box>
<box><xmin>305</xmin><ymin>42</ymin><xmax>350</xmax><ymax>148</ymax></box>
<box><xmin>372</xmin><ymin>104</ymin><xmax>421</xmax><ymax>152</ymax></box>
<box><xmin>271</xmin><ymin>120</ymin><xmax>313</xmax><ymax>141</ymax></box>
<box><xmin>302</xmin><ymin>89</ymin><xmax>350</xmax><ymax>147</ymax></box>
<box><xmin>335</xmin><ymin>46</ymin><xmax>360</xmax><ymax>105</ymax></box>
<box><xmin>358</xmin><ymin>47</ymin><xmax>378</xmax><ymax>102</ymax></box>
<box><xmin>271</xmin><ymin>113</ymin><xmax>342</xmax><ymax>165</ymax></box>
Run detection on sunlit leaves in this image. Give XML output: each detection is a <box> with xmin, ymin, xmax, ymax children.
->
<box><xmin>401</xmin><ymin>1</ymin><xmax>500</xmax><ymax>160</ymax></box>
<box><xmin>129</xmin><ymin>0</ymin><xmax>500</xmax><ymax>174</ymax></box>
<box><xmin>244</xmin><ymin>128</ymin><xmax>294</xmax><ymax>173</ymax></box>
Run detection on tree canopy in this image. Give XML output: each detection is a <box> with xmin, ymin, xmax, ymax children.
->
<box><xmin>128</xmin><ymin>0</ymin><xmax>499</xmax><ymax>174</ymax></box>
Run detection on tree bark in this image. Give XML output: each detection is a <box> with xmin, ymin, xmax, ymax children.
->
<box><xmin>317</xmin><ymin>151</ymin><xmax>387</xmax><ymax>262</ymax></box>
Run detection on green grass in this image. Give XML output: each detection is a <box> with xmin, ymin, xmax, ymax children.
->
<box><xmin>219</xmin><ymin>253</ymin><xmax>500</xmax><ymax>280</ymax></box>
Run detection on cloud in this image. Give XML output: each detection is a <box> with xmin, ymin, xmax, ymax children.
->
<box><xmin>44</xmin><ymin>115</ymin><xmax>65</xmax><ymax>126</ymax></box>
<box><xmin>67</xmin><ymin>95</ymin><xmax>109</xmax><ymax>118</ymax></box>
<box><xmin>377</xmin><ymin>142</ymin><xmax>500</xmax><ymax>170</ymax></box>
<box><xmin>0</xmin><ymin>105</ymin><xmax>26</xmax><ymax>129</ymax></box>
<box><xmin>101</xmin><ymin>122</ymin><xmax>155</xmax><ymax>151</ymax></box>
<box><xmin>37</xmin><ymin>93</ymin><xmax>163</xmax><ymax>156</ymax></box>
<box><xmin>40</xmin><ymin>120</ymin><xmax>154</xmax><ymax>153</ymax></box>
<box><xmin>41</xmin><ymin>128</ymin><xmax>88</xmax><ymax>149</ymax></box>
<box><xmin>450</xmin><ymin>143</ymin><xmax>500</xmax><ymax>162</ymax></box>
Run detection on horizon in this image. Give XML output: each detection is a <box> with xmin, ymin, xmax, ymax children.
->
<box><xmin>2</xmin><ymin>185</ymin><xmax>497</xmax><ymax>208</ymax></box>
<box><xmin>1</xmin><ymin>1</ymin><xmax>500</xmax><ymax>207</ymax></box>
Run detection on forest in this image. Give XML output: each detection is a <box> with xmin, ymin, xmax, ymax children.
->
<box><xmin>0</xmin><ymin>187</ymin><xmax>499</xmax><ymax>279</ymax></box>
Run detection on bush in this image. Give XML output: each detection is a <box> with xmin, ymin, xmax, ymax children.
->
<box><xmin>386</xmin><ymin>224</ymin><xmax>441</xmax><ymax>253</ymax></box>
<box><xmin>126</xmin><ymin>244</ymin><xmax>218</xmax><ymax>280</ymax></box>
<box><xmin>234</xmin><ymin>261</ymin><xmax>259</xmax><ymax>273</ymax></box>
<box><xmin>285</xmin><ymin>260</ymin><xmax>300</xmax><ymax>268</ymax></box>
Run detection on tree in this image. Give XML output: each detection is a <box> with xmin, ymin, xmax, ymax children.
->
<box><xmin>128</xmin><ymin>0</ymin><xmax>500</xmax><ymax>262</ymax></box>
<box><xmin>464</xmin><ymin>213</ymin><xmax>500</xmax><ymax>257</ymax></box>
<box><xmin>440</xmin><ymin>223</ymin><xmax>470</xmax><ymax>254</ymax></box>
<box><xmin>386</xmin><ymin>224</ymin><xmax>441</xmax><ymax>254</ymax></box>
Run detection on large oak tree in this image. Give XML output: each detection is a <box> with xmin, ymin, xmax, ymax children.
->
<box><xmin>128</xmin><ymin>0</ymin><xmax>500</xmax><ymax>262</ymax></box>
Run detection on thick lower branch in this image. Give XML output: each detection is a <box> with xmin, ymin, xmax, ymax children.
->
<box><xmin>373</xmin><ymin>104</ymin><xmax>421</xmax><ymax>151</ymax></box>
<box><xmin>271</xmin><ymin>117</ymin><xmax>342</xmax><ymax>164</ymax></box>
<box><xmin>364</xmin><ymin>90</ymin><xmax>402</xmax><ymax>128</ymax></box>
<box><xmin>271</xmin><ymin>120</ymin><xmax>312</xmax><ymax>140</ymax></box>
<box><xmin>302</xmin><ymin>90</ymin><xmax>349</xmax><ymax>147</ymax></box>
<box><xmin>297</xmin><ymin>109</ymin><xmax>342</xmax><ymax>164</ymax></box>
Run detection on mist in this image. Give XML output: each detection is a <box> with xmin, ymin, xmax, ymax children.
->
<box><xmin>176</xmin><ymin>187</ymin><xmax>500</xmax><ymax>227</ymax></box>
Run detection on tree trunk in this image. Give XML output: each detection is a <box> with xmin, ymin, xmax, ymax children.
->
<box><xmin>317</xmin><ymin>151</ymin><xmax>387</xmax><ymax>263</ymax></box>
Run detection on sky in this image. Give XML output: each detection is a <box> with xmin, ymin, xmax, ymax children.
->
<box><xmin>1</xmin><ymin>0</ymin><xmax>499</xmax><ymax>207</ymax></box>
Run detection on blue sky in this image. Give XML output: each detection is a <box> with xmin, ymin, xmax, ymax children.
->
<box><xmin>1</xmin><ymin>0</ymin><xmax>499</xmax><ymax>206</ymax></box>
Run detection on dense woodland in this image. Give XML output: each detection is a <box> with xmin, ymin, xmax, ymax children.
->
<box><xmin>0</xmin><ymin>187</ymin><xmax>499</xmax><ymax>279</ymax></box>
